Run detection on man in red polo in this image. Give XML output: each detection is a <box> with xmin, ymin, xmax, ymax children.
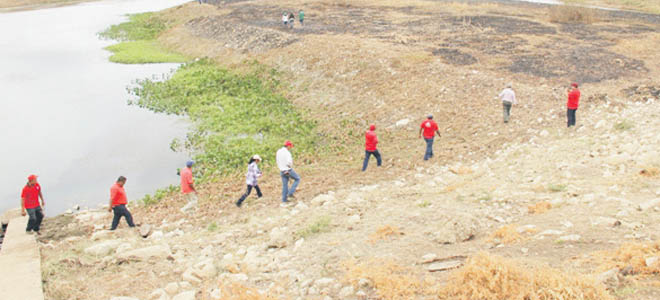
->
<box><xmin>567</xmin><ymin>83</ymin><xmax>581</xmax><ymax>127</ymax></box>
<box><xmin>108</xmin><ymin>176</ymin><xmax>135</xmax><ymax>230</ymax></box>
<box><xmin>362</xmin><ymin>124</ymin><xmax>382</xmax><ymax>171</ymax></box>
<box><xmin>419</xmin><ymin>115</ymin><xmax>441</xmax><ymax>161</ymax></box>
<box><xmin>21</xmin><ymin>174</ymin><xmax>45</xmax><ymax>234</ymax></box>
<box><xmin>180</xmin><ymin>160</ymin><xmax>198</xmax><ymax>214</ymax></box>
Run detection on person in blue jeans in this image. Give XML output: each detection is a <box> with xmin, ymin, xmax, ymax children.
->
<box><xmin>276</xmin><ymin>141</ymin><xmax>300</xmax><ymax>203</ymax></box>
<box><xmin>418</xmin><ymin>115</ymin><xmax>440</xmax><ymax>160</ymax></box>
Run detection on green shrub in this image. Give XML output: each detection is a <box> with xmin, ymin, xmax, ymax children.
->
<box><xmin>207</xmin><ymin>222</ymin><xmax>218</xmax><ymax>232</ymax></box>
<box><xmin>547</xmin><ymin>183</ymin><xmax>567</xmax><ymax>193</ymax></box>
<box><xmin>130</xmin><ymin>59</ymin><xmax>318</xmax><ymax>177</ymax></box>
<box><xmin>100</xmin><ymin>12</ymin><xmax>169</xmax><ymax>41</ymax></box>
<box><xmin>297</xmin><ymin>216</ymin><xmax>332</xmax><ymax>238</ymax></box>
<box><xmin>140</xmin><ymin>185</ymin><xmax>178</xmax><ymax>205</ymax></box>
<box><xmin>614</xmin><ymin>120</ymin><xmax>634</xmax><ymax>131</ymax></box>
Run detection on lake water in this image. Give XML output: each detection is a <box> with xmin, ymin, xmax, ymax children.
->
<box><xmin>0</xmin><ymin>0</ymin><xmax>192</xmax><ymax>216</ymax></box>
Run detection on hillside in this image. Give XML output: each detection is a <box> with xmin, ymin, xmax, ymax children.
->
<box><xmin>38</xmin><ymin>0</ymin><xmax>660</xmax><ymax>299</ymax></box>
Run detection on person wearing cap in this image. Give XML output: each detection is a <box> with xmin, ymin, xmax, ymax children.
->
<box><xmin>419</xmin><ymin>115</ymin><xmax>441</xmax><ymax>161</ymax></box>
<box><xmin>567</xmin><ymin>83</ymin><xmax>581</xmax><ymax>127</ymax></box>
<box><xmin>180</xmin><ymin>160</ymin><xmax>198</xmax><ymax>213</ymax></box>
<box><xmin>21</xmin><ymin>175</ymin><xmax>44</xmax><ymax>234</ymax></box>
<box><xmin>236</xmin><ymin>155</ymin><xmax>263</xmax><ymax>207</ymax></box>
<box><xmin>362</xmin><ymin>124</ymin><xmax>382</xmax><ymax>171</ymax></box>
<box><xmin>108</xmin><ymin>176</ymin><xmax>135</xmax><ymax>230</ymax></box>
<box><xmin>498</xmin><ymin>83</ymin><xmax>517</xmax><ymax>123</ymax></box>
<box><xmin>276</xmin><ymin>140</ymin><xmax>300</xmax><ymax>203</ymax></box>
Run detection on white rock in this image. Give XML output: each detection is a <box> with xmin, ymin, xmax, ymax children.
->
<box><xmin>200</xmin><ymin>246</ymin><xmax>214</xmax><ymax>257</ymax></box>
<box><xmin>395</xmin><ymin>118</ymin><xmax>410</xmax><ymax>127</ymax></box>
<box><xmin>182</xmin><ymin>269</ymin><xmax>202</xmax><ymax>283</ymax></box>
<box><xmin>164</xmin><ymin>282</ymin><xmax>179</xmax><ymax>295</ymax></box>
<box><xmin>314</xmin><ymin>278</ymin><xmax>335</xmax><ymax>288</ymax></box>
<box><xmin>209</xmin><ymin>289</ymin><xmax>221</xmax><ymax>300</ymax></box>
<box><xmin>179</xmin><ymin>282</ymin><xmax>192</xmax><ymax>290</ymax></box>
<box><xmin>521</xmin><ymin>248</ymin><xmax>529</xmax><ymax>254</ymax></box>
<box><xmin>560</xmin><ymin>220</ymin><xmax>574</xmax><ymax>228</ymax></box>
<box><xmin>294</xmin><ymin>238</ymin><xmax>304</xmax><ymax>251</ymax></box>
<box><xmin>139</xmin><ymin>224</ymin><xmax>153</xmax><ymax>238</ymax></box>
<box><xmin>269</xmin><ymin>227</ymin><xmax>289</xmax><ymax>248</ymax></box>
<box><xmin>118</xmin><ymin>244</ymin><xmax>172</xmax><ymax>260</ymax></box>
<box><xmin>116</xmin><ymin>243</ymin><xmax>133</xmax><ymax>254</ymax></box>
<box><xmin>345</xmin><ymin>192</ymin><xmax>366</xmax><ymax>207</ymax></box>
<box><xmin>311</xmin><ymin>194</ymin><xmax>335</xmax><ymax>205</ymax></box>
<box><xmin>193</xmin><ymin>258</ymin><xmax>217</xmax><ymax>278</ymax></box>
<box><xmin>557</xmin><ymin>234</ymin><xmax>581</xmax><ymax>242</ymax></box>
<box><xmin>110</xmin><ymin>297</ymin><xmax>139</xmax><ymax>300</ymax></box>
<box><xmin>151</xmin><ymin>231</ymin><xmax>164</xmax><ymax>239</ymax></box>
<box><xmin>537</xmin><ymin>230</ymin><xmax>563</xmax><ymax>236</ymax></box>
<box><xmin>421</xmin><ymin>253</ymin><xmax>437</xmax><ymax>263</ymax></box>
<box><xmin>91</xmin><ymin>230</ymin><xmax>114</xmax><ymax>241</ymax></box>
<box><xmin>645</xmin><ymin>257</ymin><xmax>659</xmax><ymax>267</ymax></box>
<box><xmin>516</xmin><ymin>225</ymin><xmax>537</xmax><ymax>233</ymax></box>
<box><xmin>539</xmin><ymin>130</ymin><xmax>549</xmax><ymax>137</ymax></box>
<box><xmin>426</xmin><ymin>260</ymin><xmax>463</xmax><ymax>271</ymax></box>
<box><xmin>339</xmin><ymin>286</ymin><xmax>355</xmax><ymax>298</ymax></box>
<box><xmin>295</xmin><ymin>202</ymin><xmax>309</xmax><ymax>210</ymax></box>
<box><xmin>149</xmin><ymin>288</ymin><xmax>170</xmax><ymax>300</ymax></box>
<box><xmin>358</xmin><ymin>278</ymin><xmax>372</xmax><ymax>288</ymax></box>
<box><xmin>172</xmin><ymin>291</ymin><xmax>196</xmax><ymax>300</ymax></box>
<box><xmin>84</xmin><ymin>239</ymin><xmax>122</xmax><ymax>256</ymax></box>
<box><xmin>347</xmin><ymin>214</ymin><xmax>361</xmax><ymax>224</ymax></box>
<box><xmin>598</xmin><ymin>268</ymin><xmax>620</xmax><ymax>286</ymax></box>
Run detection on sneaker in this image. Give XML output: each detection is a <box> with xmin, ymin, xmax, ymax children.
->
<box><xmin>236</xmin><ymin>201</ymin><xmax>242</xmax><ymax>208</ymax></box>
<box><xmin>287</xmin><ymin>194</ymin><xmax>296</xmax><ymax>199</ymax></box>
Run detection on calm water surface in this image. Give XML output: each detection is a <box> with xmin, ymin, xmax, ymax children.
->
<box><xmin>0</xmin><ymin>0</ymin><xmax>192</xmax><ymax>215</ymax></box>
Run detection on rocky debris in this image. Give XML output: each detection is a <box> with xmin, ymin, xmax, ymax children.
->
<box><xmin>536</xmin><ymin>230</ymin><xmax>563</xmax><ymax>236</ymax></box>
<box><xmin>110</xmin><ymin>297</ymin><xmax>139</xmax><ymax>300</ymax></box>
<box><xmin>591</xmin><ymin>217</ymin><xmax>620</xmax><ymax>227</ymax></box>
<box><xmin>395</xmin><ymin>118</ymin><xmax>410</xmax><ymax>127</ymax></box>
<box><xmin>638</xmin><ymin>199</ymin><xmax>660</xmax><ymax>211</ymax></box>
<box><xmin>339</xmin><ymin>286</ymin><xmax>355</xmax><ymax>298</ymax></box>
<box><xmin>312</xmin><ymin>193</ymin><xmax>335</xmax><ymax>206</ymax></box>
<box><xmin>75</xmin><ymin>211</ymin><xmax>108</xmax><ymax>223</ymax></box>
<box><xmin>149</xmin><ymin>289</ymin><xmax>170</xmax><ymax>300</ymax></box>
<box><xmin>598</xmin><ymin>268</ymin><xmax>621</xmax><ymax>287</ymax></box>
<box><xmin>645</xmin><ymin>257</ymin><xmax>659</xmax><ymax>268</ymax></box>
<box><xmin>314</xmin><ymin>278</ymin><xmax>336</xmax><ymax>289</ymax></box>
<box><xmin>91</xmin><ymin>230</ymin><xmax>114</xmax><ymax>241</ymax></box>
<box><xmin>139</xmin><ymin>224</ymin><xmax>153</xmax><ymax>238</ymax></box>
<box><xmin>172</xmin><ymin>290</ymin><xmax>196</xmax><ymax>300</ymax></box>
<box><xmin>420</xmin><ymin>253</ymin><xmax>437</xmax><ymax>264</ymax></box>
<box><xmin>84</xmin><ymin>239</ymin><xmax>122</xmax><ymax>256</ymax></box>
<box><xmin>117</xmin><ymin>244</ymin><xmax>172</xmax><ymax>260</ymax></box>
<box><xmin>209</xmin><ymin>288</ymin><xmax>221</xmax><ymax>299</ymax></box>
<box><xmin>427</xmin><ymin>260</ymin><xmax>464</xmax><ymax>272</ymax></box>
<box><xmin>347</xmin><ymin>214</ymin><xmax>361</xmax><ymax>225</ymax></box>
<box><xmin>268</xmin><ymin>227</ymin><xmax>289</xmax><ymax>248</ymax></box>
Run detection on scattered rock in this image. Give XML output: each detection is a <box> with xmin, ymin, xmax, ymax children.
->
<box><xmin>645</xmin><ymin>256</ymin><xmax>659</xmax><ymax>268</ymax></box>
<box><xmin>537</xmin><ymin>230</ymin><xmax>563</xmax><ymax>236</ymax></box>
<box><xmin>149</xmin><ymin>288</ymin><xmax>170</xmax><ymax>300</ymax></box>
<box><xmin>268</xmin><ymin>227</ymin><xmax>289</xmax><ymax>248</ymax></box>
<box><xmin>516</xmin><ymin>224</ymin><xmax>537</xmax><ymax>233</ymax></box>
<box><xmin>347</xmin><ymin>214</ymin><xmax>361</xmax><ymax>224</ymax></box>
<box><xmin>339</xmin><ymin>286</ymin><xmax>355</xmax><ymax>298</ymax></box>
<box><xmin>560</xmin><ymin>220</ymin><xmax>574</xmax><ymax>228</ymax></box>
<box><xmin>164</xmin><ymin>282</ymin><xmax>179</xmax><ymax>295</ymax></box>
<box><xmin>192</xmin><ymin>258</ymin><xmax>218</xmax><ymax>279</ymax></box>
<box><xmin>432</xmin><ymin>214</ymin><xmax>481</xmax><ymax>244</ymax></box>
<box><xmin>638</xmin><ymin>199</ymin><xmax>660</xmax><ymax>211</ymax></box>
<box><xmin>209</xmin><ymin>289</ymin><xmax>221</xmax><ymax>300</ymax></box>
<box><xmin>151</xmin><ymin>231</ymin><xmax>164</xmax><ymax>239</ymax></box>
<box><xmin>598</xmin><ymin>268</ymin><xmax>620</xmax><ymax>286</ymax></box>
<box><xmin>314</xmin><ymin>278</ymin><xmax>335</xmax><ymax>289</ymax></box>
<box><xmin>557</xmin><ymin>234</ymin><xmax>581</xmax><ymax>242</ymax></box>
<box><xmin>139</xmin><ymin>224</ymin><xmax>153</xmax><ymax>238</ymax></box>
<box><xmin>118</xmin><ymin>244</ymin><xmax>172</xmax><ymax>260</ymax></box>
<box><xmin>421</xmin><ymin>253</ymin><xmax>437</xmax><ymax>264</ymax></box>
<box><xmin>358</xmin><ymin>278</ymin><xmax>372</xmax><ymax>288</ymax></box>
<box><xmin>395</xmin><ymin>118</ymin><xmax>410</xmax><ymax>127</ymax></box>
<box><xmin>91</xmin><ymin>230</ymin><xmax>114</xmax><ymax>241</ymax></box>
<box><xmin>312</xmin><ymin>194</ymin><xmax>335</xmax><ymax>205</ymax></box>
<box><xmin>426</xmin><ymin>260</ymin><xmax>463</xmax><ymax>272</ymax></box>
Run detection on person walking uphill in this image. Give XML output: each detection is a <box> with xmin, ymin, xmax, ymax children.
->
<box><xmin>277</xmin><ymin>141</ymin><xmax>300</xmax><ymax>203</ymax></box>
<box><xmin>567</xmin><ymin>83</ymin><xmax>581</xmax><ymax>127</ymax></box>
<box><xmin>236</xmin><ymin>155</ymin><xmax>263</xmax><ymax>207</ymax></box>
<box><xmin>180</xmin><ymin>160</ymin><xmax>198</xmax><ymax>214</ymax></box>
<box><xmin>299</xmin><ymin>9</ymin><xmax>305</xmax><ymax>26</ymax></box>
<box><xmin>108</xmin><ymin>176</ymin><xmax>135</xmax><ymax>230</ymax></box>
<box><xmin>499</xmin><ymin>83</ymin><xmax>517</xmax><ymax>123</ymax></box>
<box><xmin>419</xmin><ymin>115</ymin><xmax>441</xmax><ymax>161</ymax></box>
<box><xmin>21</xmin><ymin>174</ymin><xmax>44</xmax><ymax>234</ymax></box>
<box><xmin>363</xmin><ymin>124</ymin><xmax>382</xmax><ymax>171</ymax></box>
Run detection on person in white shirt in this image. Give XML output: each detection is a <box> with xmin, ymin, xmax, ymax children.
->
<box><xmin>498</xmin><ymin>83</ymin><xmax>517</xmax><ymax>123</ymax></box>
<box><xmin>276</xmin><ymin>140</ymin><xmax>300</xmax><ymax>203</ymax></box>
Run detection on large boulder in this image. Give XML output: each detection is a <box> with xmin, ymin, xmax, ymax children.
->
<box><xmin>431</xmin><ymin>214</ymin><xmax>481</xmax><ymax>244</ymax></box>
<box><xmin>268</xmin><ymin>227</ymin><xmax>289</xmax><ymax>248</ymax></box>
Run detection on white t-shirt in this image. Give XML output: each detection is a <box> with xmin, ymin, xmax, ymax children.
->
<box><xmin>276</xmin><ymin>147</ymin><xmax>293</xmax><ymax>171</ymax></box>
<box><xmin>499</xmin><ymin>88</ymin><xmax>517</xmax><ymax>104</ymax></box>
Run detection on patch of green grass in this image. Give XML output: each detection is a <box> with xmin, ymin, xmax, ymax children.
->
<box><xmin>418</xmin><ymin>199</ymin><xmax>431</xmax><ymax>208</ymax></box>
<box><xmin>207</xmin><ymin>222</ymin><xmax>218</xmax><ymax>232</ymax></box>
<box><xmin>100</xmin><ymin>12</ymin><xmax>185</xmax><ymax>64</ymax></box>
<box><xmin>130</xmin><ymin>59</ymin><xmax>318</xmax><ymax>177</ymax></box>
<box><xmin>547</xmin><ymin>183</ymin><xmax>567</xmax><ymax>193</ymax></box>
<box><xmin>105</xmin><ymin>40</ymin><xmax>187</xmax><ymax>64</ymax></box>
<box><xmin>477</xmin><ymin>192</ymin><xmax>492</xmax><ymax>202</ymax></box>
<box><xmin>100</xmin><ymin>12</ymin><xmax>168</xmax><ymax>41</ymax></box>
<box><xmin>614</xmin><ymin>120</ymin><xmax>634</xmax><ymax>131</ymax></box>
<box><xmin>141</xmin><ymin>185</ymin><xmax>178</xmax><ymax>205</ymax></box>
<box><xmin>297</xmin><ymin>216</ymin><xmax>331</xmax><ymax>238</ymax></box>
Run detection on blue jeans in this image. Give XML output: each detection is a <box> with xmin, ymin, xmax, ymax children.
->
<box><xmin>281</xmin><ymin>169</ymin><xmax>300</xmax><ymax>202</ymax></box>
<box><xmin>567</xmin><ymin>108</ymin><xmax>577</xmax><ymax>127</ymax></box>
<box><xmin>111</xmin><ymin>204</ymin><xmax>135</xmax><ymax>230</ymax></box>
<box><xmin>26</xmin><ymin>206</ymin><xmax>44</xmax><ymax>232</ymax></box>
<box><xmin>362</xmin><ymin>150</ymin><xmax>382</xmax><ymax>171</ymax></box>
<box><xmin>424</xmin><ymin>137</ymin><xmax>434</xmax><ymax>160</ymax></box>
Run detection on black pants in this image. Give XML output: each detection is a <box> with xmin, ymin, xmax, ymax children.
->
<box><xmin>26</xmin><ymin>207</ymin><xmax>44</xmax><ymax>232</ymax></box>
<box><xmin>237</xmin><ymin>185</ymin><xmax>262</xmax><ymax>206</ymax></box>
<box><xmin>567</xmin><ymin>108</ymin><xmax>577</xmax><ymax>127</ymax></box>
<box><xmin>362</xmin><ymin>150</ymin><xmax>382</xmax><ymax>171</ymax></box>
<box><xmin>111</xmin><ymin>204</ymin><xmax>135</xmax><ymax>230</ymax></box>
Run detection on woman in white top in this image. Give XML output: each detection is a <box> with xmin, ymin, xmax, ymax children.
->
<box><xmin>236</xmin><ymin>155</ymin><xmax>263</xmax><ymax>207</ymax></box>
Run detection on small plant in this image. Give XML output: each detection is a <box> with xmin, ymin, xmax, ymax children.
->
<box><xmin>140</xmin><ymin>185</ymin><xmax>178</xmax><ymax>206</ymax></box>
<box><xmin>477</xmin><ymin>192</ymin><xmax>492</xmax><ymax>202</ymax></box>
<box><xmin>207</xmin><ymin>222</ymin><xmax>218</xmax><ymax>232</ymax></box>
<box><xmin>614</xmin><ymin>120</ymin><xmax>634</xmax><ymax>131</ymax></box>
<box><xmin>369</xmin><ymin>225</ymin><xmax>404</xmax><ymax>243</ymax></box>
<box><xmin>418</xmin><ymin>199</ymin><xmax>431</xmax><ymax>208</ymax></box>
<box><xmin>547</xmin><ymin>183</ymin><xmax>567</xmax><ymax>193</ymax></box>
<box><xmin>297</xmin><ymin>216</ymin><xmax>331</xmax><ymax>238</ymax></box>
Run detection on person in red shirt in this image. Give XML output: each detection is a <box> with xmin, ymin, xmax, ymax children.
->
<box><xmin>108</xmin><ymin>176</ymin><xmax>135</xmax><ymax>230</ymax></box>
<box><xmin>362</xmin><ymin>124</ymin><xmax>382</xmax><ymax>171</ymax></box>
<box><xmin>180</xmin><ymin>160</ymin><xmax>198</xmax><ymax>214</ymax></box>
<box><xmin>419</xmin><ymin>115</ymin><xmax>441</xmax><ymax>161</ymax></box>
<box><xmin>21</xmin><ymin>174</ymin><xmax>44</xmax><ymax>234</ymax></box>
<box><xmin>567</xmin><ymin>83</ymin><xmax>581</xmax><ymax>127</ymax></box>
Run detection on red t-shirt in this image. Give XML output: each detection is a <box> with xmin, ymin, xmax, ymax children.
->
<box><xmin>420</xmin><ymin>120</ymin><xmax>438</xmax><ymax>138</ymax></box>
<box><xmin>180</xmin><ymin>167</ymin><xmax>194</xmax><ymax>194</ymax></box>
<box><xmin>21</xmin><ymin>183</ymin><xmax>41</xmax><ymax>209</ymax></box>
<box><xmin>365</xmin><ymin>130</ymin><xmax>378</xmax><ymax>151</ymax></box>
<box><xmin>110</xmin><ymin>183</ymin><xmax>127</xmax><ymax>207</ymax></box>
<box><xmin>567</xmin><ymin>89</ymin><xmax>580</xmax><ymax>109</ymax></box>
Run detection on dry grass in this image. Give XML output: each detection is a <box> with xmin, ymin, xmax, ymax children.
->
<box><xmin>211</xmin><ymin>282</ymin><xmax>278</xmax><ymax>300</ymax></box>
<box><xmin>548</xmin><ymin>5</ymin><xmax>601</xmax><ymax>24</ymax></box>
<box><xmin>439</xmin><ymin>252</ymin><xmax>614</xmax><ymax>299</ymax></box>
<box><xmin>594</xmin><ymin>241</ymin><xmax>660</xmax><ymax>275</ymax></box>
<box><xmin>489</xmin><ymin>224</ymin><xmax>523</xmax><ymax>244</ymax></box>
<box><xmin>343</xmin><ymin>259</ymin><xmax>437</xmax><ymax>299</ymax></box>
<box><xmin>528</xmin><ymin>201</ymin><xmax>552</xmax><ymax>214</ymax></box>
<box><xmin>369</xmin><ymin>225</ymin><xmax>404</xmax><ymax>243</ymax></box>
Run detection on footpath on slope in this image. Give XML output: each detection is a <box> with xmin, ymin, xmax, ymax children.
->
<box><xmin>0</xmin><ymin>215</ymin><xmax>45</xmax><ymax>300</ymax></box>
